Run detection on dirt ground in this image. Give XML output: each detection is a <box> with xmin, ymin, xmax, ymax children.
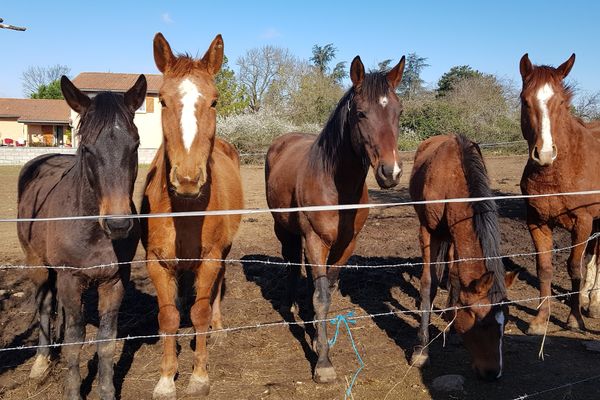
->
<box><xmin>1</xmin><ymin>154</ymin><xmax>600</xmax><ymax>400</ymax></box>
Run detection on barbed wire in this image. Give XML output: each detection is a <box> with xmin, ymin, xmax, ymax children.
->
<box><xmin>511</xmin><ymin>372</ymin><xmax>600</xmax><ymax>399</ymax></box>
<box><xmin>1</xmin><ymin>231</ymin><xmax>598</xmax><ymax>272</ymax></box>
<box><xmin>0</xmin><ymin>288</ymin><xmax>593</xmax><ymax>354</ymax></box>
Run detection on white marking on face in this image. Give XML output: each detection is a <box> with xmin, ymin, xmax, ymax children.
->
<box><xmin>536</xmin><ymin>83</ymin><xmax>555</xmax><ymax>154</ymax></box>
<box><xmin>179</xmin><ymin>78</ymin><xmax>203</xmax><ymax>152</ymax></box>
<box><xmin>379</xmin><ymin>96</ymin><xmax>388</xmax><ymax>108</ymax></box>
<box><xmin>495</xmin><ymin>311</ymin><xmax>505</xmax><ymax>378</ymax></box>
<box><xmin>392</xmin><ymin>150</ymin><xmax>401</xmax><ymax>179</ymax></box>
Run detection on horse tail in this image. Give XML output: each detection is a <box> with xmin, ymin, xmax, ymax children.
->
<box><xmin>455</xmin><ymin>134</ymin><xmax>505</xmax><ymax>300</ymax></box>
<box><xmin>435</xmin><ymin>239</ymin><xmax>451</xmax><ymax>285</ymax></box>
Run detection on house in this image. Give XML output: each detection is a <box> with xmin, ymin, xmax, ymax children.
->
<box><xmin>0</xmin><ymin>98</ymin><xmax>70</xmax><ymax>146</ymax></box>
<box><xmin>71</xmin><ymin>72</ymin><xmax>163</xmax><ymax>148</ymax></box>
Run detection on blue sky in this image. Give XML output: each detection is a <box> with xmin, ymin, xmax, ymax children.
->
<box><xmin>1</xmin><ymin>1</ymin><xmax>599</xmax><ymax>98</ymax></box>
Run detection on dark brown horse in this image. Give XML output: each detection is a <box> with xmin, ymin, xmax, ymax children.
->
<box><xmin>265</xmin><ymin>56</ymin><xmax>405</xmax><ymax>383</ymax></box>
<box><xmin>519</xmin><ymin>54</ymin><xmax>600</xmax><ymax>334</ymax></box>
<box><xmin>141</xmin><ymin>33</ymin><xmax>243</xmax><ymax>399</ymax></box>
<box><xmin>17</xmin><ymin>75</ymin><xmax>146</xmax><ymax>399</ymax></box>
<box><xmin>409</xmin><ymin>134</ymin><xmax>518</xmax><ymax>380</ymax></box>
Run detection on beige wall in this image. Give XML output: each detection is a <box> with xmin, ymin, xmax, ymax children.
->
<box><xmin>70</xmin><ymin>94</ymin><xmax>163</xmax><ymax>149</ymax></box>
<box><xmin>0</xmin><ymin>118</ymin><xmax>26</xmax><ymax>142</ymax></box>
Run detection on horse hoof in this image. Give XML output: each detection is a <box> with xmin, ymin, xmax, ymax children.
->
<box><xmin>153</xmin><ymin>376</ymin><xmax>176</xmax><ymax>400</ymax></box>
<box><xmin>29</xmin><ymin>354</ymin><xmax>51</xmax><ymax>379</ymax></box>
<box><xmin>186</xmin><ymin>374</ymin><xmax>210</xmax><ymax>396</ymax></box>
<box><xmin>208</xmin><ymin>329</ymin><xmax>227</xmax><ymax>345</ymax></box>
<box><xmin>313</xmin><ymin>366</ymin><xmax>337</xmax><ymax>384</ymax></box>
<box><xmin>410</xmin><ymin>351</ymin><xmax>429</xmax><ymax>368</ymax></box>
<box><xmin>526</xmin><ymin>323</ymin><xmax>547</xmax><ymax>336</ymax></box>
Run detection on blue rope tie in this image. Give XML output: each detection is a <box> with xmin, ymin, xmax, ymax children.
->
<box><xmin>328</xmin><ymin>311</ymin><xmax>365</xmax><ymax>399</ymax></box>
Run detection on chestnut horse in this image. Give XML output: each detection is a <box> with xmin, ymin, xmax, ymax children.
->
<box><xmin>519</xmin><ymin>54</ymin><xmax>600</xmax><ymax>334</ymax></box>
<box><xmin>266</xmin><ymin>55</ymin><xmax>405</xmax><ymax>383</ymax></box>
<box><xmin>17</xmin><ymin>75</ymin><xmax>146</xmax><ymax>399</ymax></box>
<box><xmin>409</xmin><ymin>134</ymin><xmax>518</xmax><ymax>380</ymax></box>
<box><xmin>141</xmin><ymin>33</ymin><xmax>242</xmax><ymax>399</ymax></box>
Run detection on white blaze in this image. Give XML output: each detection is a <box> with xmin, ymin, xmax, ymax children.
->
<box><xmin>392</xmin><ymin>149</ymin><xmax>401</xmax><ymax>180</ymax></box>
<box><xmin>179</xmin><ymin>78</ymin><xmax>203</xmax><ymax>152</ymax></box>
<box><xmin>379</xmin><ymin>96</ymin><xmax>388</xmax><ymax>108</ymax></box>
<box><xmin>495</xmin><ymin>311</ymin><xmax>505</xmax><ymax>378</ymax></box>
<box><xmin>536</xmin><ymin>83</ymin><xmax>555</xmax><ymax>154</ymax></box>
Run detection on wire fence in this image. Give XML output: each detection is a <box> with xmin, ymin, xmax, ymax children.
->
<box><xmin>2</xmin><ymin>140</ymin><xmax>600</xmax><ymax>399</ymax></box>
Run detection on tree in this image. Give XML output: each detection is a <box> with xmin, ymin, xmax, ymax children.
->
<box><xmin>289</xmin><ymin>70</ymin><xmax>344</xmax><ymax>125</ymax></box>
<box><xmin>377</xmin><ymin>59</ymin><xmax>393</xmax><ymax>72</ymax></box>
<box><xmin>310</xmin><ymin>43</ymin><xmax>347</xmax><ymax>84</ymax></box>
<box><xmin>237</xmin><ymin>45</ymin><xmax>293</xmax><ymax>112</ymax></box>
<box><xmin>398</xmin><ymin>53</ymin><xmax>429</xmax><ymax>100</ymax></box>
<box><xmin>215</xmin><ymin>56</ymin><xmax>248</xmax><ymax>116</ymax></box>
<box><xmin>22</xmin><ymin>64</ymin><xmax>70</xmax><ymax>97</ymax></box>
<box><xmin>437</xmin><ymin>65</ymin><xmax>483</xmax><ymax>96</ymax></box>
<box><xmin>31</xmin><ymin>80</ymin><xmax>63</xmax><ymax>99</ymax></box>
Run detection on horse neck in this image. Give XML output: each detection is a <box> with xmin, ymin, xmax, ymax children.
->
<box><xmin>70</xmin><ymin>158</ymin><xmax>100</xmax><ymax>214</ymax></box>
<box><xmin>310</xmin><ymin>123</ymin><xmax>369</xmax><ymax>199</ymax></box>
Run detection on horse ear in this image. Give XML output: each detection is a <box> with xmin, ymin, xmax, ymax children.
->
<box><xmin>201</xmin><ymin>34</ymin><xmax>224</xmax><ymax>76</ymax></box>
<box><xmin>124</xmin><ymin>74</ymin><xmax>147</xmax><ymax>113</ymax></box>
<box><xmin>474</xmin><ymin>271</ymin><xmax>495</xmax><ymax>296</ymax></box>
<box><xmin>61</xmin><ymin>75</ymin><xmax>90</xmax><ymax>114</ymax></box>
<box><xmin>557</xmin><ymin>53</ymin><xmax>576</xmax><ymax>79</ymax></box>
<box><xmin>519</xmin><ymin>53</ymin><xmax>533</xmax><ymax>79</ymax></box>
<box><xmin>350</xmin><ymin>56</ymin><xmax>365</xmax><ymax>87</ymax></box>
<box><xmin>154</xmin><ymin>32</ymin><xmax>175</xmax><ymax>73</ymax></box>
<box><xmin>387</xmin><ymin>56</ymin><xmax>405</xmax><ymax>88</ymax></box>
<box><xmin>504</xmin><ymin>270</ymin><xmax>521</xmax><ymax>289</ymax></box>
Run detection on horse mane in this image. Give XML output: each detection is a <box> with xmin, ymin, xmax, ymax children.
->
<box><xmin>308</xmin><ymin>71</ymin><xmax>390</xmax><ymax>172</ymax></box>
<box><xmin>77</xmin><ymin>92</ymin><xmax>136</xmax><ymax>146</ymax></box>
<box><xmin>456</xmin><ymin>134</ymin><xmax>506</xmax><ymax>302</ymax></box>
<box><xmin>166</xmin><ymin>53</ymin><xmax>208</xmax><ymax>77</ymax></box>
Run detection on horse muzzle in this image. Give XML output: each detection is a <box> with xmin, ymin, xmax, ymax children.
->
<box><xmin>169</xmin><ymin>165</ymin><xmax>206</xmax><ymax>199</ymax></box>
<box><xmin>100</xmin><ymin>217</ymin><xmax>134</xmax><ymax>240</ymax></box>
<box><xmin>375</xmin><ymin>162</ymin><xmax>402</xmax><ymax>189</ymax></box>
<box><xmin>530</xmin><ymin>144</ymin><xmax>557</xmax><ymax>167</ymax></box>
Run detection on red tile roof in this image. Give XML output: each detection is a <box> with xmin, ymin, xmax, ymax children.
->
<box><xmin>72</xmin><ymin>72</ymin><xmax>162</xmax><ymax>94</ymax></box>
<box><xmin>0</xmin><ymin>98</ymin><xmax>70</xmax><ymax>123</ymax></box>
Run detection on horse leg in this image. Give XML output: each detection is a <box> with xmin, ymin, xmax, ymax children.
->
<box><xmin>147</xmin><ymin>260</ymin><xmax>179</xmax><ymax>400</ymax></box>
<box><xmin>30</xmin><ymin>268</ymin><xmax>54</xmax><ymax>379</ymax></box>
<box><xmin>95</xmin><ymin>279</ymin><xmax>125</xmax><ymax>400</ymax></box>
<box><xmin>411</xmin><ymin>227</ymin><xmax>441</xmax><ymax>368</ymax></box>
<box><xmin>304</xmin><ymin>232</ymin><xmax>335</xmax><ymax>383</ymax></box>
<box><xmin>588</xmin><ymin>249</ymin><xmax>600</xmax><ymax>318</ymax></box>
<box><xmin>274</xmin><ymin>223</ymin><xmax>302</xmax><ymax>314</ymax></box>
<box><xmin>581</xmin><ymin>253</ymin><xmax>596</xmax><ymax>312</ymax></box>
<box><xmin>186</xmin><ymin>260</ymin><xmax>222</xmax><ymax>396</ymax></box>
<box><xmin>208</xmin><ymin>267</ymin><xmax>226</xmax><ymax>345</ymax></box>
<box><xmin>57</xmin><ymin>275</ymin><xmax>85</xmax><ymax>400</ymax></box>
<box><xmin>565</xmin><ymin>217</ymin><xmax>592</xmax><ymax>330</ymax></box>
<box><xmin>527</xmin><ymin>222</ymin><xmax>554</xmax><ymax>335</ymax></box>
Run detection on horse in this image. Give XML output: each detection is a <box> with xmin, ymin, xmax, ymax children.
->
<box><xmin>141</xmin><ymin>33</ymin><xmax>243</xmax><ymax>399</ymax></box>
<box><xmin>409</xmin><ymin>134</ymin><xmax>518</xmax><ymax>380</ymax></box>
<box><xmin>519</xmin><ymin>54</ymin><xmax>600</xmax><ymax>335</ymax></box>
<box><xmin>17</xmin><ymin>74</ymin><xmax>146</xmax><ymax>399</ymax></box>
<box><xmin>265</xmin><ymin>55</ymin><xmax>405</xmax><ymax>383</ymax></box>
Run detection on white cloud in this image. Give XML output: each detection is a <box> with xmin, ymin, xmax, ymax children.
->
<box><xmin>260</xmin><ymin>28</ymin><xmax>281</xmax><ymax>39</ymax></box>
<box><xmin>162</xmin><ymin>13</ymin><xmax>174</xmax><ymax>24</ymax></box>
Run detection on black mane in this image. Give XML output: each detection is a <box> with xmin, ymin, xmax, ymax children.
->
<box><xmin>456</xmin><ymin>134</ymin><xmax>506</xmax><ymax>302</ymax></box>
<box><xmin>77</xmin><ymin>92</ymin><xmax>136</xmax><ymax>146</ymax></box>
<box><xmin>308</xmin><ymin>71</ymin><xmax>391</xmax><ymax>172</ymax></box>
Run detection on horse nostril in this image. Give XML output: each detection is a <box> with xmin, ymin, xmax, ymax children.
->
<box><xmin>551</xmin><ymin>144</ymin><xmax>558</xmax><ymax>160</ymax></box>
<box><xmin>532</xmin><ymin>146</ymin><xmax>540</xmax><ymax>161</ymax></box>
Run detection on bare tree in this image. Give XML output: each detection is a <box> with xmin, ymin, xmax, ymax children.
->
<box><xmin>237</xmin><ymin>46</ymin><xmax>293</xmax><ymax>112</ymax></box>
<box><xmin>21</xmin><ymin>64</ymin><xmax>71</xmax><ymax>97</ymax></box>
<box><xmin>574</xmin><ymin>90</ymin><xmax>600</xmax><ymax>121</ymax></box>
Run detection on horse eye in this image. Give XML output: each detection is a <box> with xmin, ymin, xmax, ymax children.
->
<box><xmin>211</xmin><ymin>99</ymin><xmax>218</xmax><ymax>108</ymax></box>
<box><xmin>160</xmin><ymin>98</ymin><xmax>167</xmax><ymax>108</ymax></box>
<box><xmin>357</xmin><ymin>111</ymin><xmax>367</xmax><ymax>119</ymax></box>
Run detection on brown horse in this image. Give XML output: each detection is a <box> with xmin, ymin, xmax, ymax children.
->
<box><xmin>519</xmin><ymin>54</ymin><xmax>600</xmax><ymax>334</ymax></box>
<box><xmin>265</xmin><ymin>55</ymin><xmax>405</xmax><ymax>383</ymax></box>
<box><xmin>17</xmin><ymin>75</ymin><xmax>146</xmax><ymax>399</ymax></box>
<box><xmin>409</xmin><ymin>134</ymin><xmax>518</xmax><ymax>380</ymax></box>
<box><xmin>141</xmin><ymin>33</ymin><xmax>242</xmax><ymax>399</ymax></box>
